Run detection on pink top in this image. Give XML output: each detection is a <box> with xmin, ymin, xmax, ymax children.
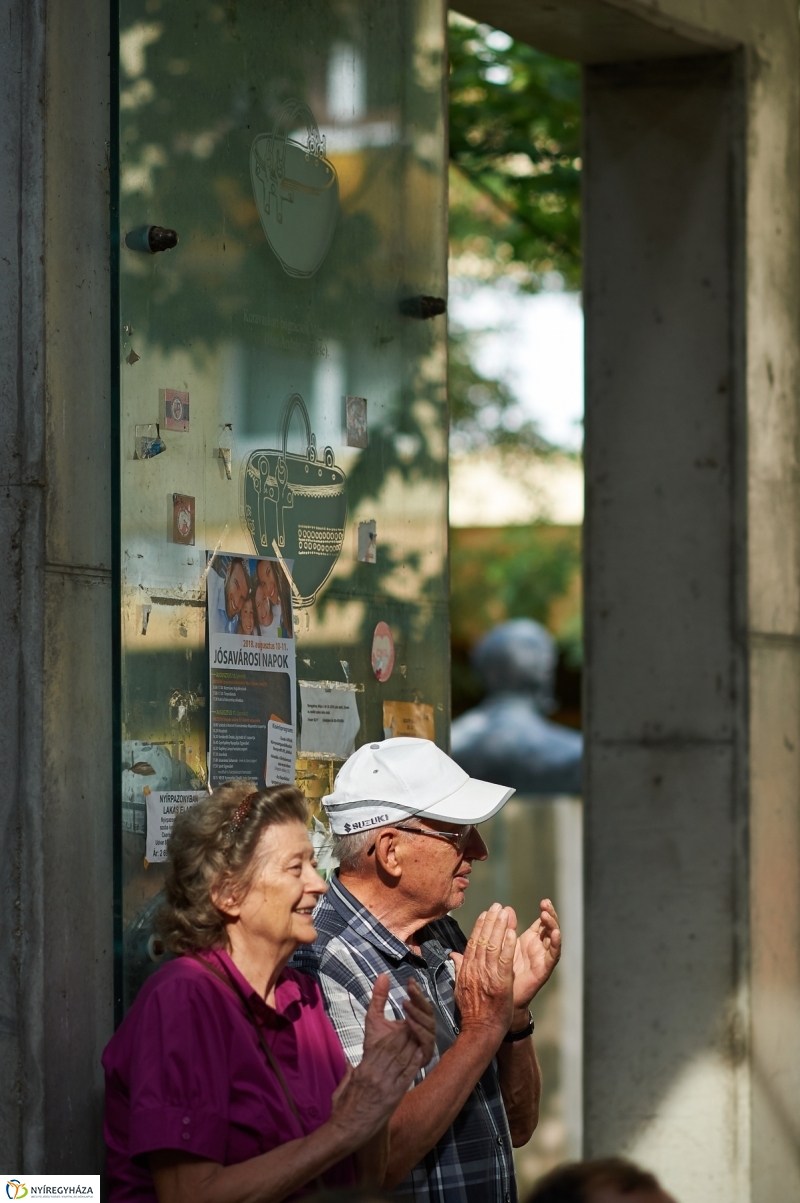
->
<box><xmin>102</xmin><ymin>950</ymin><xmax>356</xmax><ymax>1203</ymax></box>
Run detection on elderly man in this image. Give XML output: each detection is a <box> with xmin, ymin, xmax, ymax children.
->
<box><xmin>295</xmin><ymin>736</ymin><xmax>561</xmax><ymax>1202</ymax></box>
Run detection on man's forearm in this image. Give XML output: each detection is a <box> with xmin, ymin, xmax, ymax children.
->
<box><xmin>383</xmin><ymin>1025</ymin><xmax>503</xmax><ymax>1188</ymax></box>
<box><xmin>496</xmin><ymin>1009</ymin><xmax>541</xmax><ymax>1146</ymax></box>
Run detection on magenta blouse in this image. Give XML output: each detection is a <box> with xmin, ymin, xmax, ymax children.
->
<box><xmin>102</xmin><ymin>949</ymin><xmax>356</xmax><ymax>1203</ymax></box>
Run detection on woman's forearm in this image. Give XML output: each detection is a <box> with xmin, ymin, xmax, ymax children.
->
<box><xmin>353</xmin><ymin>1122</ymin><xmax>390</xmax><ymax>1187</ymax></box>
<box><xmin>150</xmin><ymin>1117</ymin><xmax>359</xmax><ymax>1203</ymax></box>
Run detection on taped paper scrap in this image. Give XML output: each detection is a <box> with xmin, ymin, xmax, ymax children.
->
<box><xmin>135</xmin><ymin>423</ymin><xmax>165</xmax><ymax>460</ymax></box>
<box><xmin>345</xmin><ymin>395</ymin><xmax>368</xmax><ymax>448</ymax></box>
<box><xmin>299</xmin><ymin>681</ymin><xmax>361</xmax><ymax>759</ymax></box>
<box><xmin>357</xmin><ymin>520</ymin><xmax>377</xmax><ymax>563</ymax></box>
<box><xmin>295</xmin><ymin>757</ymin><xmax>337</xmax><ymax>804</ymax></box>
<box><xmin>382</xmin><ymin>700</ymin><xmax>435</xmax><ymax>741</ymax></box>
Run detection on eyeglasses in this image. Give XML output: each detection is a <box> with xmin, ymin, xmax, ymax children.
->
<box><xmin>395</xmin><ymin>823</ymin><xmax>474</xmax><ymax>853</ymax></box>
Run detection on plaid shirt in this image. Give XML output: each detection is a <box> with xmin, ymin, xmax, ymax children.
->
<box><xmin>293</xmin><ymin>875</ymin><xmax>517</xmax><ymax>1203</ymax></box>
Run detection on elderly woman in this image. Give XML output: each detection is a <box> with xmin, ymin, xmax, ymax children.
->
<box><xmin>103</xmin><ymin>781</ymin><xmax>435</xmax><ymax>1203</ymax></box>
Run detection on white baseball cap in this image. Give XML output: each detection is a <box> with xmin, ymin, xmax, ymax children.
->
<box><xmin>322</xmin><ymin>737</ymin><xmax>515</xmax><ymax>836</ymax></box>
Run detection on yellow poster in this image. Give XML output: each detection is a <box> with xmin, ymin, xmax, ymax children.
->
<box><xmin>382</xmin><ymin>701</ymin><xmax>435</xmax><ymax>741</ymax></box>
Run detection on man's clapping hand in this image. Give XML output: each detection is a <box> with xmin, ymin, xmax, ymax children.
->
<box><xmin>509</xmin><ymin>898</ymin><xmax>561</xmax><ymax>1014</ymax></box>
<box><xmin>449</xmin><ymin>903</ymin><xmax>515</xmax><ymax>1043</ymax></box>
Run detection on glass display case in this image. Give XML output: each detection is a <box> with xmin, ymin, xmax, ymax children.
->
<box><xmin>114</xmin><ymin>0</ymin><xmax>448</xmax><ymax>1010</ymax></box>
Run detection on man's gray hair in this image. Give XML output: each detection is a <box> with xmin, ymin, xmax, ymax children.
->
<box><xmin>331</xmin><ymin>828</ymin><xmax>375</xmax><ymax>872</ymax></box>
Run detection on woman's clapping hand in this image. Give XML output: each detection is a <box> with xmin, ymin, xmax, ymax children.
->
<box><xmin>363</xmin><ymin>974</ymin><xmax>436</xmax><ymax>1065</ymax></box>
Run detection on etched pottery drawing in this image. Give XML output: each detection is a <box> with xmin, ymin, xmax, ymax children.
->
<box><xmin>250</xmin><ymin>99</ymin><xmax>339</xmax><ymax>278</ymax></box>
<box><xmin>244</xmin><ymin>393</ymin><xmax>347</xmax><ymax>608</ymax></box>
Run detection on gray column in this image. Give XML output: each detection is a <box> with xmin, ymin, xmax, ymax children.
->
<box><xmin>584</xmin><ymin>44</ymin><xmax>800</xmax><ymax>1201</ymax></box>
<box><xmin>0</xmin><ymin>0</ymin><xmax>113</xmax><ymax>1171</ymax></box>
<box><xmin>41</xmin><ymin>0</ymin><xmax>114</xmax><ymax>1171</ymax></box>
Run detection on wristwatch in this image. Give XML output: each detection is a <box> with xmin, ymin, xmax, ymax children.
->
<box><xmin>503</xmin><ymin>1012</ymin><xmax>534</xmax><ymax>1043</ymax></box>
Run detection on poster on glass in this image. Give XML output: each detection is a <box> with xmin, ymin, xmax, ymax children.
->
<box><xmin>207</xmin><ymin>552</ymin><xmax>296</xmax><ymax>789</ymax></box>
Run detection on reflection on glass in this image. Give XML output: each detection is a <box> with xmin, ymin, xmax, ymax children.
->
<box><xmin>116</xmin><ymin>0</ymin><xmax>448</xmax><ymax>1008</ymax></box>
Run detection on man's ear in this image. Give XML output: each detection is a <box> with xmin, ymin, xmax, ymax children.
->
<box><xmin>372</xmin><ymin>828</ymin><xmax>403</xmax><ymax>881</ymax></box>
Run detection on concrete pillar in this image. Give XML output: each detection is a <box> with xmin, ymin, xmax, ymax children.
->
<box><xmin>583</xmin><ymin>29</ymin><xmax>800</xmax><ymax>1203</ymax></box>
<box><xmin>0</xmin><ymin>0</ymin><xmax>113</xmax><ymax>1171</ymax></box>
<box><xmin>583</xmin><ymin>52</ymin><xmax>752</xmax><ymax>1200</ymax></box>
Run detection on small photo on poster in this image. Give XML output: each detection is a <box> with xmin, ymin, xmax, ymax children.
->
<box><xmin>207</xmin><ymin>554</ymin><xmax>294</xmax><ymax>639</ymax></box>
<box><xmin>207</xmin><ymin>551</ymin><xmax>297</xmax><ymax>790</ymax></box>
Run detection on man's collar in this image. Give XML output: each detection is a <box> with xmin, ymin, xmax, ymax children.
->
<box><xmin>327</xmin><ymin>875</ymin><xmax>453</xmax><ymax>967</ymax></box>
<box><xmin>327</xmin><ymin>875</ymin><xmax>425</xmax><ymax>962</ymax></box>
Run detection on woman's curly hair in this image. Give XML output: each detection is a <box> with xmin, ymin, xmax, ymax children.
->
<box><xmin>156</xmin><ymin>779</ymin><xmax>308</xmax><ymax>954</ymax></box>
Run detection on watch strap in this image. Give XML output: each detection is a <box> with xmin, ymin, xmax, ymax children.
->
<box><xmin>503</xmin><ymin>1012</ymin><xmax>534</xmax><ymax>1043</ymax></box>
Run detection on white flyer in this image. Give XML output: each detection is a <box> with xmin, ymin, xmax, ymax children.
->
<box><xmin>145</xmin><ymin>790</ymin><xmax>206</xmax><ymax>863</ymax></box>
<box><xmin>266</xmin><ymin>719</ymin><xmax>296</xmax><ymax>785</ymax></box>
<box><xmin>299</xmin><ymin>682</ymin><xmax>361</xmax><ymax>759</ymax></box>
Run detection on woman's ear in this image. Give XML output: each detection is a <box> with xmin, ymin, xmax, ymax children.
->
<box><xmin>211</xmin><ymin>875</ymin><xmax>242</xmax><ymax>918</ymax></box>
<box><xmin>373</xmin><ymin>828</ymin><xmax>403</xmax><ymax>881</ymax></box>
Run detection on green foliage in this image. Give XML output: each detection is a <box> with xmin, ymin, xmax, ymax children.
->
<box><xmin>450</xmin><ymin>525</ymin><xmax>581</xmax><ymax>649</ymax></box>
<box><xmin>449</xmin><ymin>524</ymin><xmax>583</xmax><ymax>715</ymax></box>
<box><xmin>448</xmin><ymin>12</ymin><xmax>581</xmax><ymax>289</ymax></box>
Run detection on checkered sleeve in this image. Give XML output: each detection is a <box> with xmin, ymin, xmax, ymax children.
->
<box><xmin>316</xmin><ymin>972</ymin><xmax>368</xmax><ymax>1067</ymax></box>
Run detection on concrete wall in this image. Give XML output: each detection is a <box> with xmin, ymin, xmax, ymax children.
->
<box><xmin>0</xmin><ymin>0</ymin><xmax>113</xmax><ymax>1172</ymax></box>
<box><xmin>42</xmin><ymin>0</ymin><xmax>114</xmax><ymax>1171</ymax></box>
<box><xmin>582</xmin><ymin>54</ymin><xmax>752</xmax><ymax>1200</ymax></box>
<box><xmin>581</xmin><ymin>5</ymin><xmax>800</xmax><ymax>1199</ymax></box>
<box><xmin>0</xmin><ymin>0</ymin><xmax>47</xmax><ymax>1168</ymax></box>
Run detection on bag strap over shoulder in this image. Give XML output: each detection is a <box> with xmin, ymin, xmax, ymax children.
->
<box><xmin>189</xmin><ymin>954</ymin><xmax>326</xmax><ymax>1188</ymax></box>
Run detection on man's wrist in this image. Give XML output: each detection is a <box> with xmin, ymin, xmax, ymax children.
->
<box><xmin>457</xmin><ymin>1016</ymin><xmax>510</xmax><ymax>1048</ymax></box>
<box><xmin>504</xmin><ymin>1010</ymin><xmax>534</xmax><ymax>1043</ymax></box>
<box><xmin>511</xmin><ymin>1006</ymin><xmax>532</xmax><ymax>1029</ymax></box>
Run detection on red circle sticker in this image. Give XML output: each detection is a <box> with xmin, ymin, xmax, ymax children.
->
<box><xmin>371</xmin><ymin>622</ymin><xmax>395</xmax><ymax>683</ymax></box>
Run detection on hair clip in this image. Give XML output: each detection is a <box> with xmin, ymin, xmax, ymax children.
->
<box><xmin>227</xmin><ymin>792</ymin><xmax>259</xmax><ymax>839</ymax></box>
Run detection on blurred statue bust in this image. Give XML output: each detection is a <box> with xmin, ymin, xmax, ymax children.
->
<box><xmin>450</xmin><ymin>619</ymin><xmax>582</xmax><ymax>795</ymax></box>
